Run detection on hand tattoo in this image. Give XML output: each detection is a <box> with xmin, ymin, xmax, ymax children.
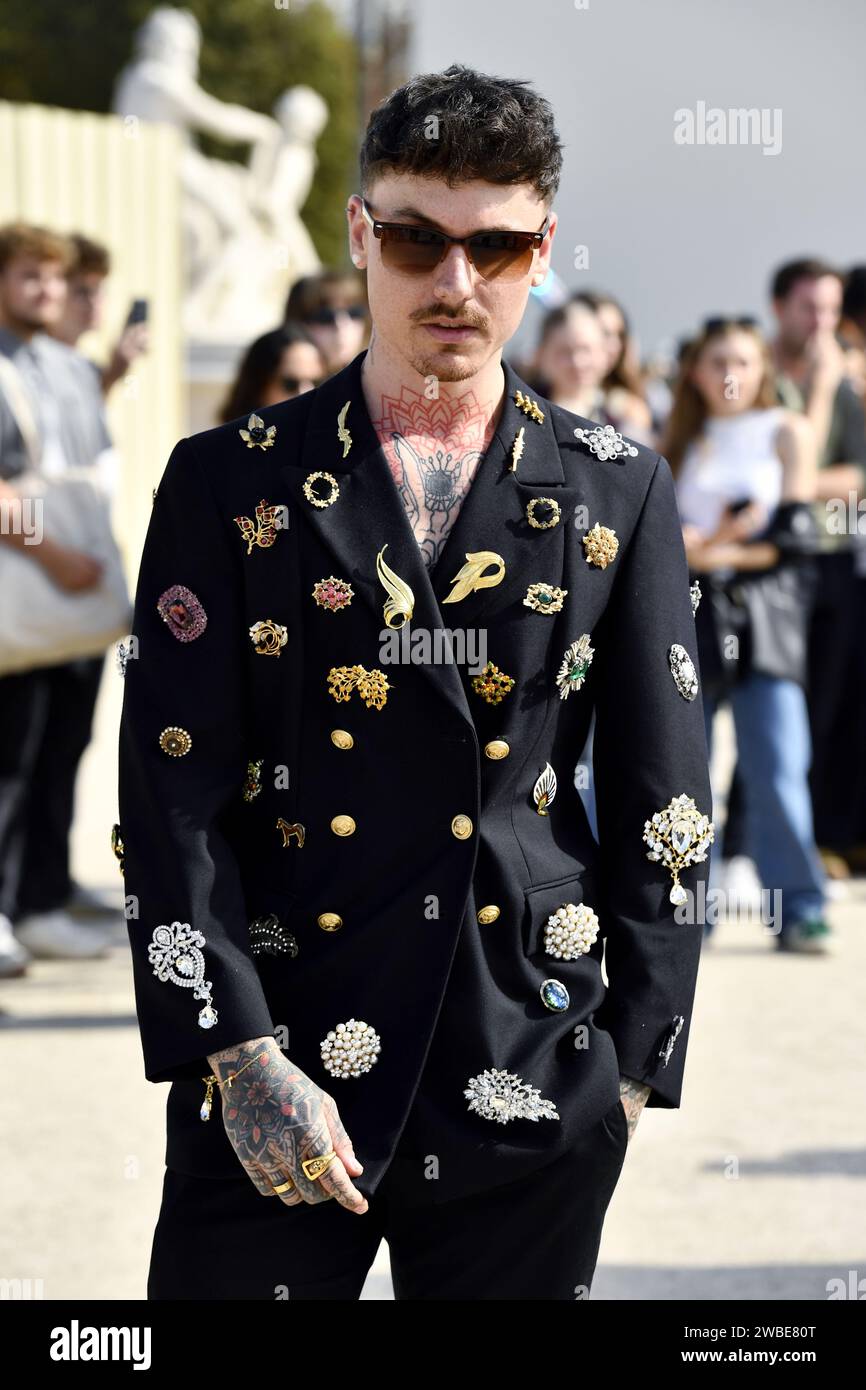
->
<box><xmin>207</xmin><ymin>1038</ymin><xmax>367</xmax><ymax>1212</ymax></box>
<box><xmin>619</xmin><ymin>1074</ymin><xmax>652</xmax><ymax>1142</ymax></box>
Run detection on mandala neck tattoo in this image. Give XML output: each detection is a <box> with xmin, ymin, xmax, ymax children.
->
<box><xmin>370</xmin><ymin>383</ymin><xmax>503</xmax><ymax>570</ymax></box>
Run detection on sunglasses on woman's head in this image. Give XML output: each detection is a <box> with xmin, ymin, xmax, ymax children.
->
<box><xmin>702</xmin><ymin>315</ymin><xmax>760</xmax><ymax>334</ymax></box>
<box><xmin>303</xmin><ymin>305</ymin><xmax>366</xmax><ymax>326</ymax></box>
<box><xmin>280</xmin><ymin>376</ymin><xmax>324</xmax><ymax>393</ymax></box>
<box><xmin>358</xmin><ymin>197</ymin><xmax>549</xmax><ymax>283</ymax></box>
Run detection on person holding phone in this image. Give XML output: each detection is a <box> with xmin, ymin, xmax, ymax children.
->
<box><xmin>664</xmin><ymin>316</ymin><xmax>829</xmax><ymax>952</ymax></box>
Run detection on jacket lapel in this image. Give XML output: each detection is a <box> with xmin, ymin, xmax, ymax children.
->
<box><xmin>278</xmin><ymin>352</ymin><xmax>473</xmax><ymax>725</ymax></box>
<box><xmin>427</xmin><ymin>357</ymin><xmax>587</xmax><ymax>625</ymax></box>
<box><xmin>278</xmin><ymin>351</ymin><xmax>590</xmax><ymax>725</ymax></box>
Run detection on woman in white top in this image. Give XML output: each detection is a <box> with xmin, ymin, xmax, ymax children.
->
<box><xmin>663</xmin><ymin>317</ymin><xmax>829</xmax><ymax>953</ymax></box>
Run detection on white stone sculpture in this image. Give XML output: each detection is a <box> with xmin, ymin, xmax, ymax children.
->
<box><xmin>112</xmin><ymin>7</ymin><xmax>328</xmax><ymax>343</ymax></box>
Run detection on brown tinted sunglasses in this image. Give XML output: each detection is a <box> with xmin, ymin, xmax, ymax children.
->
<box><xmin>358</xmin><ymin>197</ymin><xmax>549</xmax><ymax>283</ymax></box>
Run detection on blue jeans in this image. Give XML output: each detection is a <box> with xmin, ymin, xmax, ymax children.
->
<box><xmin>703</xmin><ymin>672</ymin><xmax>826</xmax><ymax>936</ymax></box>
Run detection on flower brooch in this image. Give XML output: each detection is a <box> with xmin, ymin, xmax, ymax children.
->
<box><xmin>239</xmin><ymin>413</ymin><xmax>276</xmax><ymax>450</ymax></box>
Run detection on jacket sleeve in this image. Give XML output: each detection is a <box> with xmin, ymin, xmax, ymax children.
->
<box><xmin>117</xmin><ymin>435</ymin><xmax>276</xmax><ymax>1083</ymax></box>
<box><xmin>590</xmin><ymin>451</ymin><xmax>714</xmax><ymax>1107</ymax></box>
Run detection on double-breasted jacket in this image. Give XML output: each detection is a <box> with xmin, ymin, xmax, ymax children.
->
<box><xmin>117</xmin><ymin>348</ymin><xmax>713</xmax><ymax>1205</ymax></box>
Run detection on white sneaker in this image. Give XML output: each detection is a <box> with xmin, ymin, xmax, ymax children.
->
<box><xmin>0</xmin><ymin>912</ymin><xmax>31</xmax><ymax>976</ymax></box>
<box><xmin>722</xmin><ymin>855</ymin><xmax>763</xmax><ymax>916</ymax></box>
<box><xmin>15</xmin><ymin>910</ymin><xmax>113</xmax><ymax>960</ymax></box>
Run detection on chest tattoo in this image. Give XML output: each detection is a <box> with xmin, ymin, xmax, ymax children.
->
<box><xmin>371</xmin><ymin>385</ymin><xmax>500</xmax><ymax>570</ymax></box>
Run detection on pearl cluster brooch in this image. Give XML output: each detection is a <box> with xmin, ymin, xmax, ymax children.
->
<box><xmin>320</xmin><ymin>1018</ymin><xmax>381</xmax><ymax>1078</ymax></box>
<box><xmin>544</xmin><ymin>901</ymin><xmax>600</xmax><ymax>959</ymax></box>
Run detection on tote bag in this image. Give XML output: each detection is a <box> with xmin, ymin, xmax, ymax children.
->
<box><xmin>0</xmin><ymin>355</ymin><xmax>132</xmax><ymax>675</ymax></box>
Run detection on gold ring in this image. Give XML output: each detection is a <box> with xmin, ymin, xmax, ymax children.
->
<box><xmin>301</xmin><ymin>1150</ymin><xmax>337</xmax><ymax>1181</ymax></box>
<box><xmin>272</xmin><ymin>1179</ymin><xmax>295</xmax><ymax>1195</ymax></box>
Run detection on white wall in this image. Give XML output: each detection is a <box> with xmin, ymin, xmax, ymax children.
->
<box><xmin>407</xmin><ymin>0</ymin><xmax>866</xmax><ymax>361</ymax></box>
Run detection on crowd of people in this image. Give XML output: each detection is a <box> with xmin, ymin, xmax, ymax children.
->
<box><xmin>0</xmin><ymin>219</ymin><xmax>863</xmax><ymax>974</ymax></box>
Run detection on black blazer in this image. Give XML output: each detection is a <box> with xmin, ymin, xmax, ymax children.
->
<box><xmin>117</xmin><ymin>348</ymin><xmax>713</xmax><ymax>1203</ymax></box>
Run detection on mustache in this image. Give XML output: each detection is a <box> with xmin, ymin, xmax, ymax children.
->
<box><xmin>414</xmin><ymin>308</ymin><xmax>487</xmax><ymax>328</ymax></box>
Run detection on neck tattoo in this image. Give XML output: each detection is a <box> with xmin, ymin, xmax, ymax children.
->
<box><xmin>370</xmin><ymin>384</ymin><xmax>501</xmax><ymax>569</ymax></box>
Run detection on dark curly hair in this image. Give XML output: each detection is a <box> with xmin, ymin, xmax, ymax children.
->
<box><xmin>359</xmin><ymin>64</ymin><xmax>563</xmax><ymax>206</ymax></box>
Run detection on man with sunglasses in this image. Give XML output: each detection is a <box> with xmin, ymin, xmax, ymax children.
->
<box><xmin>121</xmin><ymin>64</ymin><xmax>712</xmax><ymax>1301</ymax></box>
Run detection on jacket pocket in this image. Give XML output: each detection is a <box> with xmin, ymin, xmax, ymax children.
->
<box><xmin>522</xmin><ymin>869</ymin><xmax>601</xmax><ymax>962</ymax></box>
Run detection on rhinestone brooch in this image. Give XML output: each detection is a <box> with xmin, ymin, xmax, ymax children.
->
<box><xmin>147</xmin><ymin>921</ymin><xmax>218</xmax><ymax>1029</ymax></box>
<box><xmin>573</xmin><ymin>424</ymin><xmax>638</xmax><ymax>461</ymax></box>
<box><xmin>643</xmin><ymin>793</ymin><xmax>715</xmax><ymax>905</ymax></box>
<box><xmin>464</xmin><ymin>1068</ymin><xmax>560</xmax><ymax>1124</ymax></box>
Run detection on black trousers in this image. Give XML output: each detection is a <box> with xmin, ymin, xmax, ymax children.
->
<box><xmin>147</xmin><ymin>1096</ymin><xmax>630</xmax><ymax>1301</ymax></box>
<box><xmin>0</xmin><ymin>654</ymin><xmax>105</xmax><ymax>920</ymax></box>
<box><xmin>805</xmin><ymin>551</ymin><xmax>863</xmax><ymax>850</ymax></box>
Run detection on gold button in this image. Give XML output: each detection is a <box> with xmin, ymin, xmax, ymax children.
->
<box><xmin>330</xmin><ymin>814</ymin><xmax>356</xmax><ymax>836</ymax></box>
<box><xmin>317</xmin><ymin>912</ymin><xmax>343</xmax><ymax>932</ymax></box>
<box><xmin>484</xmin><ymin>739</ymin><xmax>510</xmax><ymax>760</ymax></box>
<box><xmin>477</xmin><ymin>905</ymin><xmax>501</xmax><ymax>924</ymax></box>
<box><xmin>330</xmin><ymin>729</ymin><xmax>354</xmax><ymax>749</ymax></box>
<box><xmin>451</xmin><ymin>814</ymin><xmax>473</xmax><ymax>839</ymax></box>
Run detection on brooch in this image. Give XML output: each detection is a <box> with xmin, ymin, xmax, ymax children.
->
<box><xmin>540</xmin><ymin>979</ymin><xmax>570</xmax><ymax>1012</ymax></box>
<box><xmin>556</xmin><ymin>634</ymin><xmax>594</xmax><ymax>699</ymax></box>
<box><xmin>471</xmin><ymin>660</ymin><xmax>515</xmax><ymax>705</ymax></box>
<box><xmin>249</xmin><ymin>914</ymin><xmax>298</xmax><ymax>959</ymax></box>
<box><xmin>526</xmin><ymin>496</ymin><xmax>560</xmax><ymax>529</ymax></box>
<box><xmin>509</xmin><ymin>427</ymin><xmax>525</xmax><ymax>473</ymax></box>
<box><xmin>239</xmin><ymin>413</ymin><xmax>276</xmax><ymax>450</ymax></box>
<box><xmin>582</xmin><ymin>522</ymin><xmax>619</xmax><ymax>569</ymax></box>
<box><xmin>147</xmin><ymin>921</ymin><xmax>218</xmax><ymax>1029</ymax></box>
<box><xmin>690</xmin><ymin>580</ymin><xmax>702</xmax><ymax>616</ymax></box>
<box><xmin>156</xmin><ymin>584</ymin><xmax>208</xmax><ymax>643</ymax></box>
<box><xmin>544</xmin><ymin>902</ymin><xmax>600</xmax><ymax>959</ymax></box>
<box><xmin>327</xmin><ymin>665</ymin><xmax>391</xmax><ymax>710</ymax></box>
<box><xmin>524</xmin><ymin>582</ymin><xmax>567</xmax><ymax>614</ymax></box>
<box><xmin>303</xmin><ymin>471</ymin><xmax>340</xmax><ymax>508</ymax></box>
<box><xmin>643</xmin><ymin>793</ymin><xmax>715</xmax><ymax>904</ymax></box>
<box><xmin>249</xmin><ymin>619</ymin><xmax>288</xmax><ymax>656</ymax></box>
<box><xmin>276</xmin><ymin>819</ymin><xmax>305</xmax><ymax>847</ymax></box>
<box><xmin>336</xmin><ymin>401</ymin><xmax>352</xmax><ymax>458</ymax></box>
<box><xmin>443</xmin><ymin>551</ymin><xmax>506</xmax><ymax>604</ymax></box>
<box><xmin>669</xmin><ymin>643</ymin><xmax>699</xmax><ymax>700</ymax></box>
<box><xmin>242</xmin><ymin>759</ymin><xmax>263</xmax><ymax>801</ymax></box>
<box><xmin>312</xmin><ymin>576</ymin><xmax>354</xmax><ymax>612</ymax></box>
<box><xmin>464</xmin><ymin>1067</ymin><xmax>560</xmax><ymax>1124</ymax></box>
<box><xmin>533</xmin><ymin>762</ymin><xmax>557</xmax><ymax>814</ymax></box>
<box><xmin>320</xmin><ymin>1018</ymin><xmax>381</xmax><ymax>1078</ymax></box>
<box><xmin>659</xmin><ymin>1015</ymin><xmax>685</xmax><ymax>1068</ymax></box>
<box><xmin>110</xmin><ymin>824</ymin><xmax>125</xmax><ymax>874</ymax></box>
<box><xmin>573</xmin><ymin>424</ymin><xmax>638</xmax><ymax>461</ymax></box>
<box><xmin>159</xmin><ymin>726</ymin><xmax>192</xmax><ymax>757</ymax></box>
<box><xmin>376</xmin><ymin>544</ymin><xmax>414</xmax><ymax>628</ymax></box>
<box><xmin>116</xmin><ymin>639</ymin><xmax>133</xmax><ymax>677</ymax></box>
<box><xmin>514</xmin><ymin>389</ymin><xmax>545</xmax><ymax>424</ymax></box>
<box><xmin>234</xmin><ymin>499</ymin><xmax>284</xmax><ymax>554</ymax></box>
